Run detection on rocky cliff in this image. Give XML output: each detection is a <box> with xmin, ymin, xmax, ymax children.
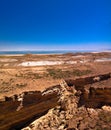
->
<box><xmin>0</xmin><ymin>73</ymin><xmax>111</xmax><ymax>130</ymax></box>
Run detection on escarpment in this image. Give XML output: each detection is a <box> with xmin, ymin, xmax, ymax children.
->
<box><xmin>0</xmin><ymin>89</ymin><xmax>60</xmax><ymax>130</ymax></box>
<box><xmin>0</xmin><ymin>73</ymin><xmax>111</xmax><ymax>130</ymax></box>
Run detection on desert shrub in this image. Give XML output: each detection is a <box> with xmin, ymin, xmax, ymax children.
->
<box><xmin>25</xmin><ymin>72</ymin><xmax>41</xmax><ymax>79</ymax></box>
<box><xmin>47</xmin><ymin>68</ymin><xmax>92</xmax><ymax>79</ymax></box>
<box><xmin>0</xmin><ymin>85</ymin><xmax>15</xmax><ymax>93</ymax></box>
<box><xmin>16</xmin><ymin>83</ymin><xmax>27</xmax><ymax>88</ymax></box>
<box><xmin>15</xmin><ymin>72</ymin><xmax>41</xmax><ymax>79</ymax></box>
<box><xmin>47</xmin><ymin>68</ymin><xmax>63</xmax><ymax>79</ymax></box>
<box><xmin>72</xmin><ymin>69</ymin><xmax>92</xmax><ymax>76</ymax></box>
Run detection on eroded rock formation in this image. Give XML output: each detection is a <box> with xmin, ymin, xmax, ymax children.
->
<box><xmin>0</xmin><ymin>89</ymin><xmax>60</xmax><ymax>130</ymax></box>
<box><xmin>0</xmin><ymin>73</ymin><xmax>111</xmax><ymax>130</ymax></box>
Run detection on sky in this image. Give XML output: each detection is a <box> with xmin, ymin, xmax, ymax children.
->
<box><xmin>0</xmin><ymin>0</ymin><xmax>111</xmax><ymax>51</ymax></box>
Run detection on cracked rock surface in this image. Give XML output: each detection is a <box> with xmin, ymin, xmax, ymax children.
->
<box><xmin>0</xmin><ymin>73</ymin><xmax>111</xmax><ymax>130</ymax></box>
<box><xmin>22</xmin><ymin>76</ymin><xmax>111</xmax><ymax>130</ymax></box>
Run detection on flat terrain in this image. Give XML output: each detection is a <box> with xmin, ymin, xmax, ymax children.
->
<box><xmin>0</xmin><ymin>52</ymin><xmax>111</xmax><ymax>98</ymax></box>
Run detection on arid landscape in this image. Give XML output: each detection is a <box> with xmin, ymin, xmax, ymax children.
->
<box><xmin>0</xmin><ymin>52</ymin><xmax>111</xmax><ymax>130</ymax></box>
<box><xmin>1</xmin><ymin>0</ymin><xmax>111</xmax><ymax>129</ymax></box>
<box><xmin>0</xmin><ymin>52</ymin><xmax>111</xmax><ymax>97</ymax></box>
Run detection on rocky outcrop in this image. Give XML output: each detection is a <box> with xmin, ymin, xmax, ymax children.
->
<box><xmin>78</xmin><ymin>78</ymin><xmax>111</xmax><ymax>108</ymax></box>
<box><xmin>22</xmin><ymin>80</ymin><xmax>79</xmax><ymax>130</ymax></box>
<box><xmin>0</xmin><ymin>73</ymin><xmax>111</xmax><ymax>130</ymax></box>
<box><xmin>22</xmin><ymin>76</ymin><xmax>111</xmax><ymax>130</ymax></box>
<box><xmin>0</xmin><ymin>89</ymin><xmax>60</xmax><ymax>130</ymax></box>
<box><xmin>65</xmin><ymin>73</ymin><xmax>110</xmax><ymax>88</ymax></box>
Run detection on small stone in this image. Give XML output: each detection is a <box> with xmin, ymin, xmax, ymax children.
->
<box><xmin>60</xmin><ymin>113</ymin><xmax>65</xmax><ymax>119</ymax></box>
<box><xmin>58</xmin><ymin>124</ymin><xmax>65</xmax><ymax>130</ymax></box>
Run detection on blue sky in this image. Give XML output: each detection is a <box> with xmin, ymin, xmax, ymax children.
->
<box><xmin>0</xmin><ymin>0</ymin><xmax>111</xmax><ymax>51</ymax></box>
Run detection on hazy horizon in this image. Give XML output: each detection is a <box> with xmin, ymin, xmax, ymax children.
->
<box><xmin>0</xmin><ymin>42</ymin><xmax>111</xmax><ymax>51</ymax></box>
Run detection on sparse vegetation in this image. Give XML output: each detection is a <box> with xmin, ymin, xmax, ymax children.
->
<box><xmin>72</xmin><ymin>69</ymin><xmax>92</xmax><ymax>76</ymax></box>
<box><xmin>0</xmin><ymin>52</ymin><xmax>110</xmax><ymax>97</ymax></box>
<box><xmin>46</xmin><ymin>68</ymin><xmax>63</xmax><ymax>79</ymax></box>
<box><xmin>15</xmin><ymin>72</ymin><xmax>41</xmax><ymax>79</ymax></box>
<box><xmin>47</xmin><ymin>68</ymin><xmax>92</xmax><ymax>79</ymax></box>
<box><xmin>0</xmin><ymin>85</ymin><xmax>14</xmax><ymax>93</ymax></box>
<box><xmin>16</xmin><ymin>83</ymin><xmax>27</xmax><ymax>88</ymax></box>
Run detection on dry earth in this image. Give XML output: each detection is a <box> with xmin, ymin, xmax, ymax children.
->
<box><xmin>0</xmin><ymin>52</ymin><xmax>111</xmax><ymax>98</ymax></box>
<box><xmin>0</xmin><ymin>52</ymin><xmax>111</xmax><ymax>130</ymax></box>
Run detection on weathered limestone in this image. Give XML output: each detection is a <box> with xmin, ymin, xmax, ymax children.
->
<box><xmin>0</xmin><ymin>89</ymin><xmax>59</xmax><ymax>130</ymax></box>
<box><xmin>0</xmin><ymin>73</ymin><xmax>111</xmax><ymax>130</ymax></box>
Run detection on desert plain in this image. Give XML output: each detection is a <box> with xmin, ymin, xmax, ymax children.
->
<box><xmin>0</xmin><ymin>52</ymin><xmax>111</xmax><ymax>98</ymax></box>
<box><xmin>0</xmin><ymin>52</ymin><xmax>111</xmax><ymax>130</ymax></box>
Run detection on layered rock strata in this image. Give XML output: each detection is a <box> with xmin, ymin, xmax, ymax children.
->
<box><xmin>0</xmin><ymin>73</ymin><xmax>111</xmax><ymax>130</ymax></box>
<box><xmin>22</xmin><ymin>75</ymin><xmax>111</xmax><ymax>130</ymax></box>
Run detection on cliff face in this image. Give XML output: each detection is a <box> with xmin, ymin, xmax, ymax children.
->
<box><xmin>77</xmin><ymin>78</ymin><xmax>111</xmax><ymax>108</ymax></box>
<box><xmin>22</xmin><ymin>75</ymin><xmax>111</xmax><ymax>130</ymax></box>
<box><xmin>0</xmin><ymin>89</ymin><xmax>60</xmax><ymax>130</ymax></box>
<box><xmin>0</xmin><ymin>73</ymin><xmax>111</xmax><ymax>130</ymax></box>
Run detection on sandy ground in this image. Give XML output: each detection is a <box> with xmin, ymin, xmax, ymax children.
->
<box><xmin>0</xmin><ymin>52</ymin><xmax>111</xmax><ymax>98</ymax></box>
